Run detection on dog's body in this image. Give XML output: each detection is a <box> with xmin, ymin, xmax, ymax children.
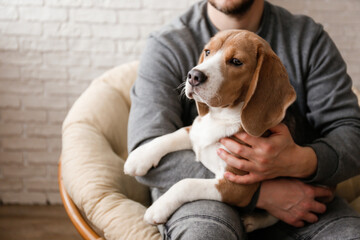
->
<box><xmin>124</xmin><ymin>30</ymin><xmax>296</xmax><ymax>232</ymax></box>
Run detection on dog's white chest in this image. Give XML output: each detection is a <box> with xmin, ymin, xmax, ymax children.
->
<box><xmin>189</xmin><ymin>105</ymin><xmax>243</xmax><ymax>177</ymax></box>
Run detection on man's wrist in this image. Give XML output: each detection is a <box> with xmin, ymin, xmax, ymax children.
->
<box><xmin>292</xmin><ymin>146</ymin><xmax>318</xmax><ymax>179</ymax></box>
<box><xmin>241</xmin><ymin>183</ymin><xmax>262</xmax><ymax>212</ymax></box>
<box><xmin>255</xmin><ymin>180</ymin><xmax>268</xmax><ymax>209</ymax></box>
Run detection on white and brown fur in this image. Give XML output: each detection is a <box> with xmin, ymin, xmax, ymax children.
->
<box><xmin>124</xmin><ymin>30</ymin><xmax>296</xmax><ymax>232</ymax></box>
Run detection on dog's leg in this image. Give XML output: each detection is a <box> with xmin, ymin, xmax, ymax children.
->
<box><xmin>242</xmin><ymin>212</ymin><xmax>278</xmax><ymax>232</ymax></box>
<box><xmin>144</xmin><ymin>177</ymin><xmax>278</xmax><ymax>231</ymax></box>
<box><xmin>144</xmin><ymin>178</ymin><xmax>221</xmax><ymax>224</ymax></box>
<box><xmin>124</xmin><ymin>127</ymin><xmax>192</xmax><ymax>176</ymax></box>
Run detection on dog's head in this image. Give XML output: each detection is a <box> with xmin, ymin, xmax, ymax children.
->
<box><xmin>185</xmin><ymin>29</ymin><xmax>296</xmax><ymax>136</ymax></box>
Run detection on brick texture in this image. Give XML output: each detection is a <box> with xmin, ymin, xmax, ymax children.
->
<box><xmin>0</xmin><ymin>0</ymin><xmax>359</xmax><ymax>204</ymax></box>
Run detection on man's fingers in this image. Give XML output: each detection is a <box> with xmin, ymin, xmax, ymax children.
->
<box><xmin>217</xmin><ymin>148</ymin><xmax>255</xmax><ymax>172</ymax></box>
<box><xmin>313</xmin><ymin>186</ymin><xmax>334</xmax><ymax>199</ymax></box>
<box><xmin>310</xmin><ymin>201</ymin><xmax>327</xmax><ymax>214</ymax></box>
<box><xmin>233</xmin><ymin>132</ymin><xmax>259</xmax><ymax>146</ymax></box>
<box><xmin>223</xmin><ymin>171</ymin><xmax>259</xmax><ymax>184</ymax></box>
<box><xmin>268</xmin><ymin>123</ymin><xmax>288</xmax><ymax>135</ymax></box>
<box><xmin>287</xmin><ymin>218</ymin><xmax>305</xmax><ymax>228</ymax></box>
<box><xmin>302</xmin><ymin>212</ymin><xmax>319</xmax><ymax>224</ymax></box>
<box><xmin>220</xmin><ymin>138</ymin><xmax>252</xmax><ymax>159</ymax></box>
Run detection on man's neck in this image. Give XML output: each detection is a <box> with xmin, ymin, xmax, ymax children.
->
<box><xmin>207</xmin><ymin>0</ymin><xmax>264</xmax><ymax>32</ymax></box>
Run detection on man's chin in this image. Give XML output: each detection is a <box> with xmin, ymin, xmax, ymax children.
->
<box><xmin>208</xmin><ymin>0</ymin><xmax>255</xmax><ymax>16</ymax></box>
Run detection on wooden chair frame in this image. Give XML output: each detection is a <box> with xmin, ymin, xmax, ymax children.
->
<box><xmin>58</xmin><ymin>160</ymin><xmax>104</xmax><ymax>240</ymax></box>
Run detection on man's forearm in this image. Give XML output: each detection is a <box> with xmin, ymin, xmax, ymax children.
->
<box><xmin>290</xmin><ymin>145</ymin><xmax>317</xmax><ymax>179</ymax></box>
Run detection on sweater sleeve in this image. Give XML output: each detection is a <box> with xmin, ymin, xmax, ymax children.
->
<box><xmin>127</xmin><ymin>34</ymin><xmax>213</xmax><ymax>193</ymax></box>
<box><xmin>128</xmin><ymin>35</ymin><xmax>185</xmax><ymax>152</ymax></box>
<box><xmin>303</xmin><ymin>27</ymin><xmax>360</xmax><ymax>186</ymax></box>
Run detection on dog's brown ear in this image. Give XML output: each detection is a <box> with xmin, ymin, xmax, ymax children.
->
<box><xmin>241</xmin><ymin>45</ymin><xmax>296</xmax><ymax>136</ymax></box>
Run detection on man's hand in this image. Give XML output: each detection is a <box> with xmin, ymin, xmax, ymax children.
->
<box><xmin>256</xmin><ymin>179</ymin><xmax>334</xmax><ymax>227</ymax></box>
<box><xmin>217</xmin><ymin>123</ymin><xmax>318</xmax><ymax>184</ymax></box>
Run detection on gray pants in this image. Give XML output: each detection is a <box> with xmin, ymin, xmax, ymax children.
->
<box><xmin>137</xmin><ymin>150</ymin><xmax>360</xmax><ymax>240</ymax></box>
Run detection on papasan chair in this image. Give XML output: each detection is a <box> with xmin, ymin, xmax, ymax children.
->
<box><xmin>59</xmin><ymin>61</ymin><xmax>360</xmax><ymax>240</ymax></box>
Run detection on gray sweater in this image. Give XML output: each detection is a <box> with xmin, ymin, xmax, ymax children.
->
<box><xmin>128</xmin><ymin>0</ymin><xmax>360</xmax><ymax>187</ymax></box>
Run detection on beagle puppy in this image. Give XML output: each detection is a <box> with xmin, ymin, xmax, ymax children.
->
<box><xmin>124</xmin><ymin>30</ymin><xmax>296</xmax><ymax>232</ymax></box>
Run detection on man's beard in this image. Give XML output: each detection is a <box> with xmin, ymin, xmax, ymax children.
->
<box><xmin>208</xmin><ymin>0</ymin><xmax>255</xmax><ymax>16</ymax></box>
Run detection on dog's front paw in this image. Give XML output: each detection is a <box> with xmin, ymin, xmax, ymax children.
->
<box><xmin>242</xmin><ymin>215</ymin><xmax>258</xmax><ymax>232</ymax></box>
<box><xmin>144</xmin><ymin>194</ymin><xmax>178</xmax><ymax>225</ymax></box>
<box><xmin>124</xmin><ymin>151</ymin><xmax>149</xmax><ymax>176</ymax></box>
<box><xmin>124</xmin><ymin>144</ymin><xmax>163</xmax><ymax>176</ymax></box>
<box><xmin>123</xmin><ymin>159</ymin><xmax>146</xmax><ymax>177</ymax></box>
<box><xmin>242</xmin><ymin>213</ymin><xmax>278</xmax><ymax>232</ymax></box>
<box><xmin>144</xmin><ymin>202</ymin><xmax>172</xmax><ymax>225</ymax></box>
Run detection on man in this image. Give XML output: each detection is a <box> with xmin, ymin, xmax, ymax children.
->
<box><xmin>128</xmin><ymin>0</ymin><xmax>360</xmax><ymax>239</ymax></box>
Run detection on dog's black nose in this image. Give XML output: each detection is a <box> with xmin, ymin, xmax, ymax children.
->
<box><xmin>187</xmin><ymin>69</ymin><xmax>207</xmax><ymax>86</ymax></box>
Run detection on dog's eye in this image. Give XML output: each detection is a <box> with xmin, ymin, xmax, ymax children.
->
<box><xmin>230</xmin><ymin>58</ymin><xmax>243</xmax><ymax>66</ymax></box>
<box><xmin>204</xmin><ymin>50</ymin><xmax>210</xmax><ymax>57</ymax></box>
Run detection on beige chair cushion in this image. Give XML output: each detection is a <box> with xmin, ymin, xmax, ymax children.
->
<box><xmin>337</xmin><ymin>175</ymin><xmax>360</xmax><ymax>211</ymax></box>
<box><xmin>61</xmin><ymin>61</ymin><xmax>161</xmax><ymax>240</ymax></box>
<box><xmin>62</xmin><ymin>60</ymin><xmax>360</xmax><ymax>239</ymax></box>
<box><xmin>335</xmin><ymin>87</ymin><xmax>360</xmax><ymax>212</ymax></box>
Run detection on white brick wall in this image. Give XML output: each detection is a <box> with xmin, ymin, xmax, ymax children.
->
<box><xmin>0</xmin><ymin>0</ymin><xmax>359</xmax><ymax>204</ymax></box>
